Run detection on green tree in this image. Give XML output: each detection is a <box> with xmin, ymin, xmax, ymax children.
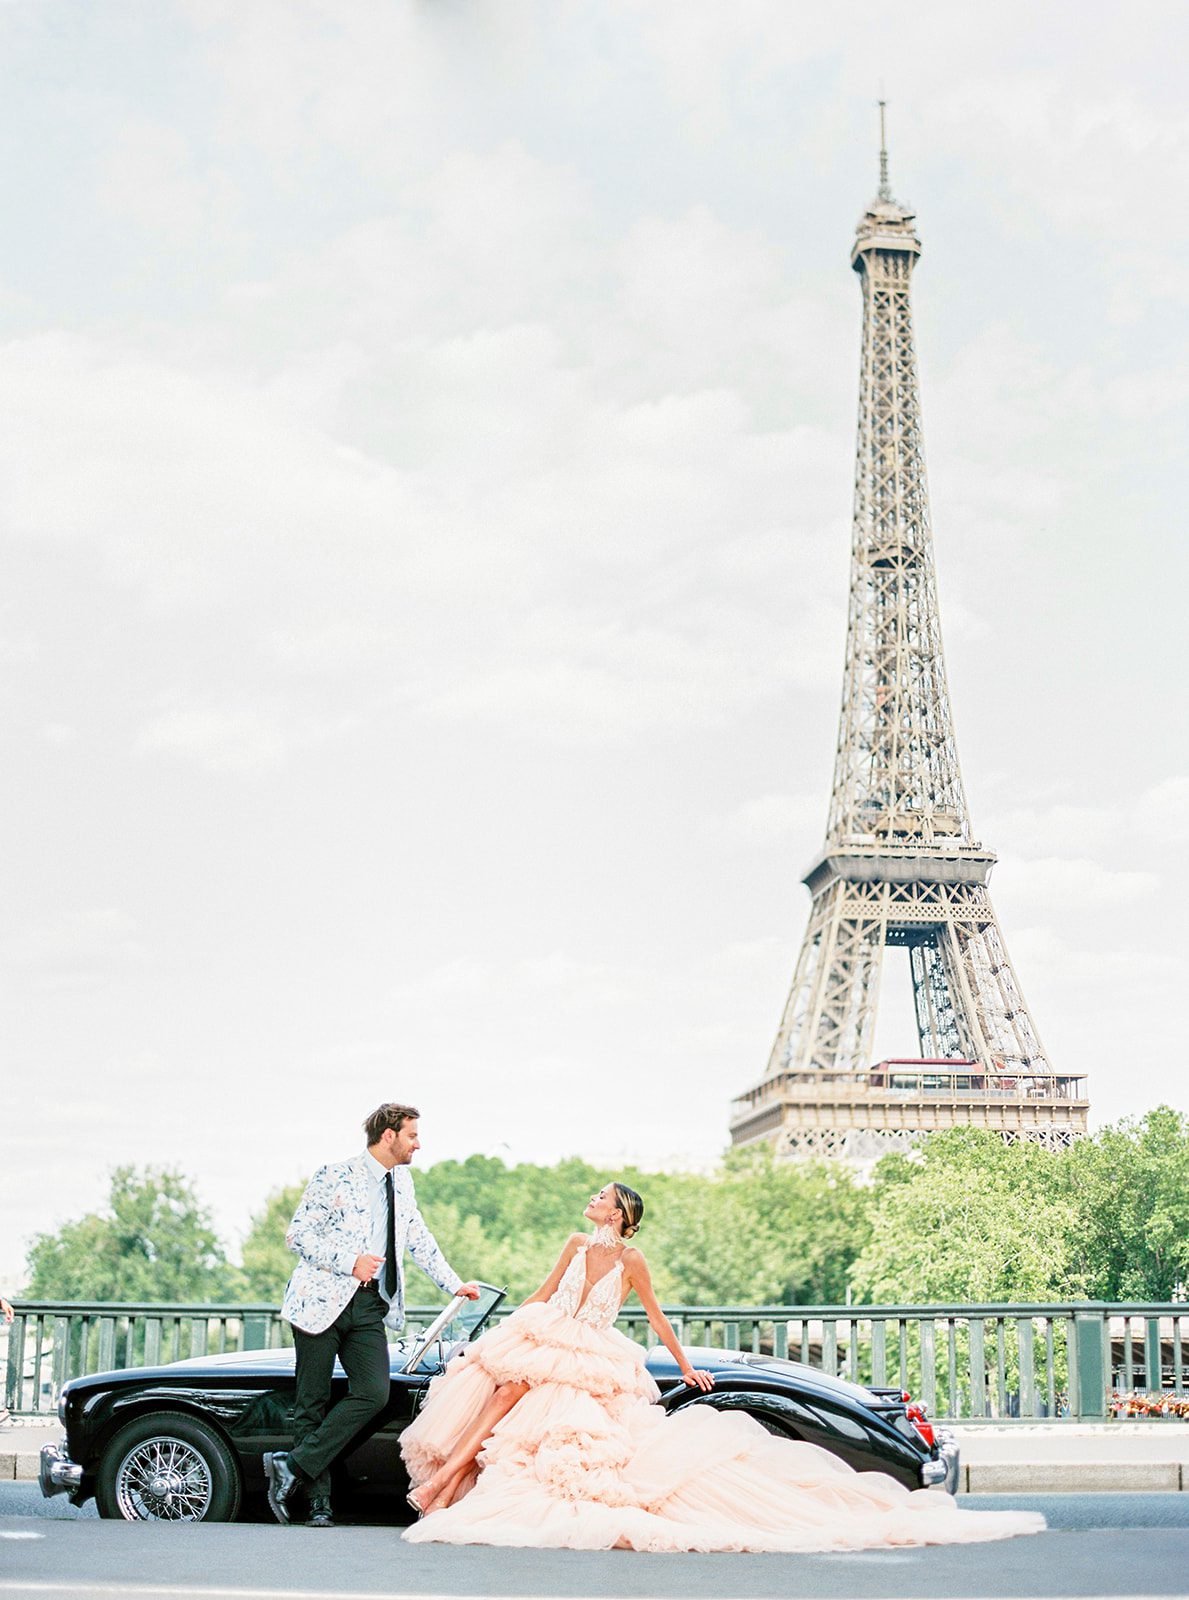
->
<box><xmin>25</xmin><ymin>1166</ymin><xmax>241</xmax><ymax>1302</ymax></box>
<box><xmin>415</xmin><ymin>1156</ymin><xmax>621</xmax><ymax>1303</ymax></box>
<box><xmin>416</xmin><ymin>1148</ymin><xmax>870</xmax><ymax>1307</ymax></box>
<box><xmin>1064</xmin><ymin>1106</ymin><xmax>1189</xmax><ymax>1299</ymax></box>
<box><xmin>644</xmin><ymin>1148</ymin><xmax>870</xmax><ymax>1305</ymax></box>
<box><xmin>240</xmin><ymin>1183</ymin><xmax>305</xmax><ymax>1301</ymax></box>
<box><xmin>848</xmin><ymin>1131</ymin><xmax>1083</xmax><ymax>1303</ymax></box>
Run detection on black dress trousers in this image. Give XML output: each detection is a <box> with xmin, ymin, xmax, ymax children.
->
<box><xmin>289</xmin><ymin>1284</ymin><xmax>391</xmax><ymax>1497</ymax></box>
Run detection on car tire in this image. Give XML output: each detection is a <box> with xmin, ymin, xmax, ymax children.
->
<box><xmin>95</xmin><ymin>1410</ymin><xmax>242</xmax><ymax>1523</ymax></box>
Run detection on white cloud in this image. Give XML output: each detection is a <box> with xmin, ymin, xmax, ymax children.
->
<box><xmin>1137</xmin><ymin>776</ymin><xmax>1189</xmax><ymax>832</ymax></box>
<box><xmin>137</xmin><ymin>702</ymin><xmax>293</xmax><ymax>774</ymax></box>
<box><xmin>425</xmin><ymin>596</ymin><xmax>830</xmax><ymax>741</ymax></box>
<box><xmin>987</xmin><ymin>777</ymin><xmax>1189</xmax><ymax>863</ymax></box>
<box><xmin>998</xmin><ymin>855</ymin><xmax>1159</xmax><ymax>910</ymax></box>
<box><xmin>0</xmin><ymin>909</ymin><xmax>148</xmax><ymax>988</ymax></box>
<box><xmin>727</xmin><ymin>792</ymin><xmax>824</xmax><ymax>845</ymax></box>
<box><xmin>94</xmin><ymin>119</ymin><xmax>235</xmax><ymax>244</ymax></box>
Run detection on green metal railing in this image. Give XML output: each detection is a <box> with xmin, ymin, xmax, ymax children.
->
<box><xmin>4</xmin><ymin>1300</ymin><xmax>1186</xmax><ymax>1421</ymax></box>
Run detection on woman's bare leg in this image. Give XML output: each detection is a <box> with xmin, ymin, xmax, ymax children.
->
<box><xmin>412</xmin><ymin>1380</ymin><xmax>528</xmax><ymax>1512</ymax></box>
<box><xmin>425</xmin><ymin>1460</ymin><xmax>472</xmax><ymax>1512</ymax></box>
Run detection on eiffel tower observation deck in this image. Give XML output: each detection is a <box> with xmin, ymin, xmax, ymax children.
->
<box><xmin>730</xmin><ymin>116</ymin><xmax>1089</xmax><ymax>1164</ymax></box>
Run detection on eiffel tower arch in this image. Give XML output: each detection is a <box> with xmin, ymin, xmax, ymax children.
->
<box><xmin>730</xmin><ymin>117</ymin><xmax>1089</xmax><ymax>1165</ymax></box>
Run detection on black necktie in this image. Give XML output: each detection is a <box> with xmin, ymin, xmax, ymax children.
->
<box><xmin>383</xmin><ymin>1170</ymin><xmax>397</xmax><ymax>1299</ymax></box>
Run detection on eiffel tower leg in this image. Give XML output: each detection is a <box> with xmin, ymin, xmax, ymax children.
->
<box><xmin>902</xmin><ymin>886</ymin><xmax>1049</xmax><ymax>1074</ymax></box>
<box><xmin>771</xmin><ymin>879</ymin><xmax>887</xmax><ymax>1076</ymax></box>
<box><xmin>936</xmin><ymin>920</ymin><xmax>995</xmax><ymax>1064</ymax></box>
<box><xmin>944</xmin><ymin>886</ymin><xmax>1051</xmax><ymax>1072</ymax></box>
<box><xmin>820</xmin><ymin>881</ymin><xmax>886</xmax><ymax>1070</ymax></box>
<box><xmin>910</xmin><ymin>937</ymin><xmax>969</xmax><ymax>1059</ymax></box>
<box><xmin>765</xmin><ymin>882</ymin><xmax>834</xmax><ymax>1076</ymax></box>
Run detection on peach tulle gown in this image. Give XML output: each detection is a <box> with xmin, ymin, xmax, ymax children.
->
<box><xmin>400</xmin><ymin>1242</ymin><xmax>1045</xmax><ymax>1553</ymax></box>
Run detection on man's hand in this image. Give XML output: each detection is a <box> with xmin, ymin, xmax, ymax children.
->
<box><xmin>456</xmin><ymin>1282</ymin><xmax>481</xmax><ymax>1300</ymax></box>
<box><xmin>352</xmin><ymin>1254</ymin><xmax>385</xmax><ymax>1284</ymax></box>
<box><xmin>0</xmin><ymin>1298</ymin><xmax>13</xmax><ymax>1325</ymax></box>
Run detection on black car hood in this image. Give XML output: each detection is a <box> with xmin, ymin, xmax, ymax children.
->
<box><xmin>62</xmin><ymin>1343</ymin><xmax>409</xmax><ymax>1394</ymax></box>
<box><xmin>645</xmin><ymin>1346</ymin><xmax>885</xmax><ymax>1408</ymax></box>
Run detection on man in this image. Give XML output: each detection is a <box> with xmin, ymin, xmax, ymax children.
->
<box><xmin>263</xmin><ymin>1103</ymin><xmax>478</xmax><ymax>1528</ymax></box>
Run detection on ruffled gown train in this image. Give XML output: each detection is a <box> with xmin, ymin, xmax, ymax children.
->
<box><xmin>400</xmin><ymin>1245</ymin><xmax>1044</xmax><ymax>1553</ymax></box>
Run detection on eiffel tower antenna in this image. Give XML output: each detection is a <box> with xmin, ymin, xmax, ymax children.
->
<box><xmin>730</xmin><ymin>140</ymin><xmax>1089</xmax><ymax>1166</ymax></box>
<box><xmin>878</xmin><ymin>99</ymin><xmax>891</xmax><ymax>200</ymax></box>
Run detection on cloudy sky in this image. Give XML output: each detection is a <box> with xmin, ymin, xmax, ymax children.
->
<box><xmin>2</xmin><ymin>0</ymin><xmax>1186</xmax><ymax>1287</ymax></box>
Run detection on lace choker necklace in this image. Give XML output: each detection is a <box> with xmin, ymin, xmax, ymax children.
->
<box><xmin>589</xmin><ymin>1224</ymin><xmax>621</xmax><ymax>1249</ymax></box>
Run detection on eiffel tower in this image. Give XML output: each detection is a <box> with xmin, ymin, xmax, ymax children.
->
<box><xmin>730</xmin><ymin>113</ymin><xmax>1089</xmax><ymax>1164</ymax></box>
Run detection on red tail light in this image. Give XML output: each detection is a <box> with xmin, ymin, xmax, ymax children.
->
<box><xmin>906</xmin><ymin>1401</ymin><xmax>935</xmax><ymax>1448</ymax></box>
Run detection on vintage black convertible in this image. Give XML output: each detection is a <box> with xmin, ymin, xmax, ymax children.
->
<box><xmin>41</xmin><ymin>1285</ymin><xmax>958</xmax><ymax>1522</ymax></box>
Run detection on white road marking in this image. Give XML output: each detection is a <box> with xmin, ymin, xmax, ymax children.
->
<box><xmin>0</xmin><ymin>1530</ymin><xmax>44</xmax><ymax>1540</ymax></box>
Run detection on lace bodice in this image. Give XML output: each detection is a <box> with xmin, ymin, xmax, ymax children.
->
<box><xmin>548</xmin><ymin>1244</ymin><xmax>624</xmax><ymax>1330</ymax></box>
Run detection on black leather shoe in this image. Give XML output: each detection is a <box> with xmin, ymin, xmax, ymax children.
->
<box><xmin>307</xmin><ymin>1496</ymin><xmax>334</xmax><ymax>1528</ymax></box>
<box><xmin>263</xmin><ymin>1452</ymin><xmax>303</xmax><ymax>1525</ymax></box>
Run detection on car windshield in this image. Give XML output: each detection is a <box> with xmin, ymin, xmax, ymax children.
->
<box><xmin>401</xmin><ymin>1283</ymin><xmax>504</xmax><ymax>1374</ymax></box>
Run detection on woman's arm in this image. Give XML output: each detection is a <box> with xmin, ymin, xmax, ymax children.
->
<box><xmin>623</xmin><ymin>1250</ymin><xmax>714</xmax><ymax>1391</ymax></box>
<box><xmin>519</xmin><ymin>1234</ymin><xmax>585</xmax><ymax>1306</ymax></box>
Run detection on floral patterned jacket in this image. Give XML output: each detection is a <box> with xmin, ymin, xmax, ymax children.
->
<box><xmin>280</xmin><ymin>1153</ymin><xmax>462</xmax><ymax>1335</ymax></box>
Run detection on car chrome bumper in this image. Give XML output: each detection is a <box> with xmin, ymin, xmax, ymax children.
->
<box><xmin>39</xmin><ymin>1443</ymin><xmax>83</xmax><ymax>1500</ymax></box>
<box><xmin>919</xmin><ymin>1428</ymin><xmax>960</xmax><ymax>1494</ymax></box>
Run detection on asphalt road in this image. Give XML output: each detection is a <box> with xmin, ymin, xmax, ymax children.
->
<box><xmin>1</xmin><ymin>1488</ymin><xmax>1188</xmax><ymax>1599</ymax></box>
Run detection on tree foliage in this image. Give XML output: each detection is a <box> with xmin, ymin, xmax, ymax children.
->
<box><xmin>236</xmin><ymin>1151</ymin><xmax>872</xmax><ymax>1306</ymax></box>
<box><xmin>25</xmin><ymin>1166</ymin><xmax>241</xmax><ymax>1302</ymax></box>
<box><xmin>644</xmin><ymin>1146</ymin><xmax>870</xmax><ymax>1305</ymax></box>
<box><xmin>408</xmin><ymin>1148</ymin><xmax>871</xmax><ymax>1305</ymax></box>
<box><xmin>27</xmin><ymin>1108</ymin><xmax>1189</xmax><ymax>1307</ymax></box>
<box><xmin>848</xmin><ymin>1109</ymin><xmax>1189</xmax><ymax>1304</ymax></box>
<box><xmin>1063</xmin><ymin>1107</ymin><xmax>1189</xmax><ymax>1299</ymax></box>
<box><xmin>847</xmin><ymin>1130</ymin><xmax>1084</xmax><ymax>1303</ymax></box>
<box><xmin>240</xmin><ymin>1184</ymin><xmax>306</xmax><ymax>1302</ymax></box>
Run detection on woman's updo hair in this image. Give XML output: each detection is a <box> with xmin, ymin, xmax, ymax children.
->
<box><xmin>611</xmin><ymin>1182</ymin><xmax>644</xmax><ymax>1239</ymax></box>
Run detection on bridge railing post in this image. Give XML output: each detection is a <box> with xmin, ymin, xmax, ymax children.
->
<box><xmin>1074</xmin><ymin>1303</ymin><xmax>1108</xmax><ymax>1420</ymax></box>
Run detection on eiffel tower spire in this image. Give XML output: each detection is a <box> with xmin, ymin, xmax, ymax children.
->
<box><xmin>877</xmin><ymin>98</ymin><xmax>891</xmax><ymax>201</ymax></box>
<box><xmin>730</xmin><ymin>125</ymin><xmax>1089</xmax><ymax>1163</ymax></box>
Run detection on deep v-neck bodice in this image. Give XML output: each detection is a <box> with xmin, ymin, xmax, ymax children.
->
<box><xmin>550</xmin><ymin>1243</ymin><xmax>624</xmax><ymax>1329</ymax></box>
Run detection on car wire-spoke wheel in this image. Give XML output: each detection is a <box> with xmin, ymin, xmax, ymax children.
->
<box><xmin>116</xmin><ymin>1435</ymin><xmax>214</xmax><ymax>1521</ymax></box>
<box><xmin>96</xmin><ymin>1411</ymin><xmax>241</xmax><ymax>1523</ymax></box>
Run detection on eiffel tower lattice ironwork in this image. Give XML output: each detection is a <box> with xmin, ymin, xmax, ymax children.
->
<box><xmin>730</xmin><ymin>116</ymin><xmax>1089</xmax><ymax>1163</ymax></box>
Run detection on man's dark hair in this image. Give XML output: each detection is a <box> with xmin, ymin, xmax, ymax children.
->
<box><xmin>364</xmin><ymin>1103</ymin><xmax>420</xmax><ymax>1145</ymax></box>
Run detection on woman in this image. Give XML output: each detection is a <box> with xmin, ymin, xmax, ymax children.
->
<box><xmin>400</xmin><ymin>1183</ymin><xmax>1044</xmax><ymax>1553</ymax></box>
